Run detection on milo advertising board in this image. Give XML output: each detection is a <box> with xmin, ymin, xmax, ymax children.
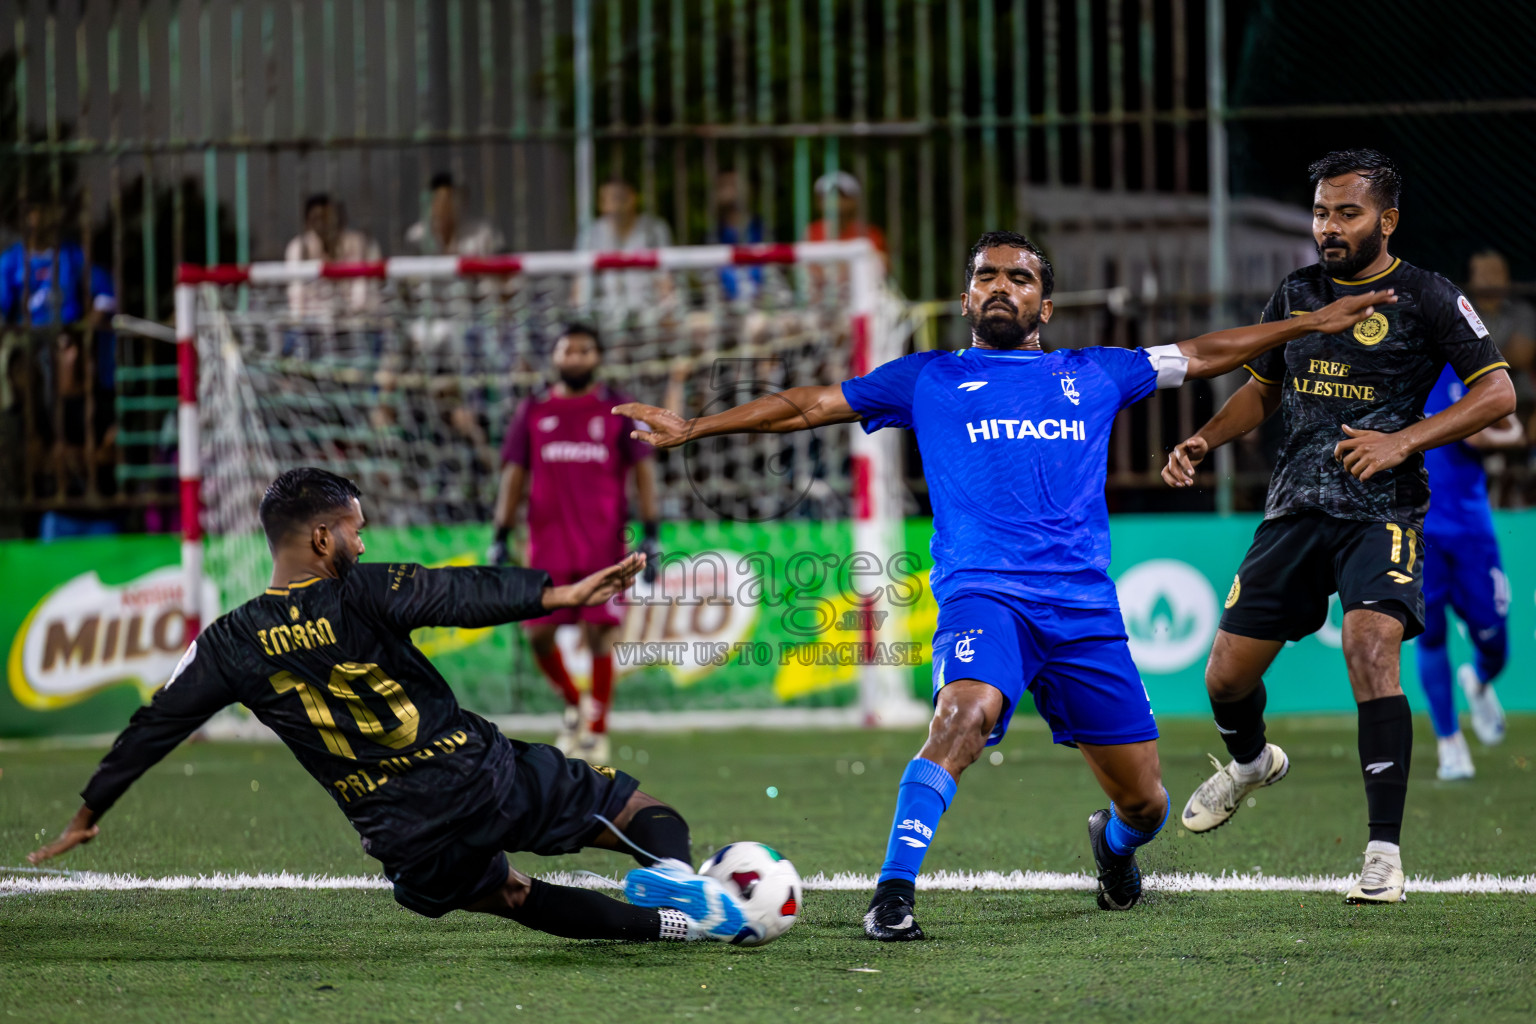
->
<box><xmin>4</xmin><ymin>513</ymin><xmax>1534</xmax><ymax>737</ymax></box>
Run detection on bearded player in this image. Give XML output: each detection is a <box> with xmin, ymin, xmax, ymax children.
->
<box><xmin>490</xmin><ymin>323</ymin><xmax>660</xmax><ymax>764</ymax></box>
<box><xmin>29</xmin><ymin>468</ymin><xmax>750</xmax><ymax>943</ymax></box>
<box><xmin>1414</xmin><ymin>364</ymin><xmax>1520</xmax><ymax>779</ymax></box>
<box><xmin>1165</xmin><ymin>150</ymin><xmax>1515</xmax><ymax>903</ymax></box>
<box><xmin>618</xmin><ymin>230</ymin><xmax>1392</xmax><ymax>938</ymax></box>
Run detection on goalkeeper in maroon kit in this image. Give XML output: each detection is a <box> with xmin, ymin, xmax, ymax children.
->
<box><xmin>490</xmin><ymin>324</ymin><xmax>659</xmax><ymax>764</ymax></box>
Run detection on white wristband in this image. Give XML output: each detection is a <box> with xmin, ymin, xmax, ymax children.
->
<box><xmin>1144</xmin><ymin>344</ymin><xmax>1189</xmax><ymax>389</ymax></box>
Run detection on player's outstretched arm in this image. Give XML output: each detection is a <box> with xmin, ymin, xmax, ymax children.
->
<box><xmin>543</xmin><ymin>552</ymin><xmax>647</xmax><ymax>609</ymax></box>
<box><xmin>1162</xmin><ymin>376</ymin><xmax>1281</xmax><ymax>488</ymax></box>
<box><xmin>1335</xmin><ymin>369</ymin><xmax>1517</xmax><ymax>481</ymax></box>
<box><xmin>614</xmin><ymin>384</ymin><xmax>860</xmax><ymax>450</ymax></box>
<box><xmin>27</xmin><ymin>642</ymin><xmax>234</xmax><ymax>865</ymax></box>
<box><xmin>1175</xmin><ymin>289</ymin><xmax>1396</xmax><ymax>380</ymax></box>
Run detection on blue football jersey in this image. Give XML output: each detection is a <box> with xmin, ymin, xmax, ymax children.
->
<box><xmin>841</xmin><ymin>346</ymin><xmax>1160</xmax><ymax>608</ymax></box>
<box><xmin>1422</xmin><ymin>364</ymin><xmax>1494</xmax><ymax>538</ymax></box>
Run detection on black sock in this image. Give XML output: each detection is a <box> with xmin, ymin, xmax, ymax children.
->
<box><xmin>624</xmin><ymin>804</ymin><xmax>691</xmax><ymax>866</ymax></box>
<box><xmin>1358</xmin><ymin>694</ymin><xmax>1413</xmax><ymax>845</ymax></box>
<box><xmin>871</xmin><ymin>877</ymin><xmax>916</xmax><ymax>909</ymax></box>
<box><xmin>507</xmin><ymin>878</ymin><xmax>662</xmax><ymax>941</ymax></box>
<box><xmin>1211</xmin><ymin>682</ymin><xmax>1268</xmax><ymax>763</ymax></box>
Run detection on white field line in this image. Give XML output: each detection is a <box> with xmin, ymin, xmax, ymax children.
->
<box><xmin>5</xmin><ymin>868</ymin><xmax>1536</xmax><ymax>897</ymax></box>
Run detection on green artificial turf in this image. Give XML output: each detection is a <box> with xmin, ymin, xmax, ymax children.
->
<box><xmin>2</xmin><ymin>716</ymin><xmax>1533</xmax><ymax>1023</ymax></box>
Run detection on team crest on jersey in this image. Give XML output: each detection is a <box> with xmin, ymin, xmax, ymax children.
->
<box><xmin>1225</xmin><ymin>574</ymin><xmax>1241</xmax><ymax>609</ymax></box>
<box><xmin>1060</xmin><ymin>375</ymin><xmax>1081</xmax><ymax>405</ymax></box>
<box><xmin>588</xmin><ymin>416</ymin><xmax>606</xmax><ymax>441</ymax></box>
<box><xmin>538</xmin><ymin>415</ymin><xmax>560</xmax><ymax>432</ymax></box>
<box><xmin>1352</xmin><ymin>312</ymin><xmax>1389</xmax><ymax>346</ymax></box>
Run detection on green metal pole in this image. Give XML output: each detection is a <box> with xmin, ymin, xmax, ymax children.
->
<box><xmin>978</xmin><ymin>0</ymin><xmax>999</xmax><ymax>228</ymax></box>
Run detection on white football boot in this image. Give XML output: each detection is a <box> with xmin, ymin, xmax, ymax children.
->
<box><xmin>1346</xmin><ymin>841</ymin><xmax>1407</xmax><ymax>904</ymax></box>
<box><xmin>1435</xmin><ymin>731</ymin><xmax>1475</xmax><ymax>781</ymax></box>
<box><xmin>1458</xmin><ymin>664</ymin><xmax>1506</xmax><ymax>746</ymax></box>
<box><xmin>1181</xmin><ymin>743</ymin><xmax>1290</xmax><ymax>833</ymax></box>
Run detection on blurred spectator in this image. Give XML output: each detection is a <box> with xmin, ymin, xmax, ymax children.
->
<box><xmin>803</xmin><ymin>171</ymin><xmax>887</xmax><ymax>255</ymax></box>
<box><xmin>575</xmin><ymin>179</ymin><xmax>674</xmax><ymax>313</ymax></box>
<box><xmin>1467</xmin><ymin>250</ymin><xmax>1536</xmax><ymax>426</ymax></box>
<box><xmin>713</xmin><ymin>169</ymin><xmax>765</xmax><ymax>300</ymax></box>
<box><xmin>405</xmin><ymin>171</ymin><xmax>505</xmax><ymax>256</ymax></box>
<box><xmin>0</xmin><ymin>200</ymin><xmax>115</xmax><ymax>327</ymax></box>
<box><xmin>285</xmin><ymin>193</ymin><xmax>382</xmax><ymax>315</ymax></box>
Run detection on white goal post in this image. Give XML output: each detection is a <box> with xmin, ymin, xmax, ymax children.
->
<box><xmin>174</xmin><ymin>240</ymin><xmax>919</xmax><ymax>725</ymax></box>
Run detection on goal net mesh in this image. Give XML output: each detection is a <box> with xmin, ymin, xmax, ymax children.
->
<box><xmin>192</xmin><ymin>256</ymin><xmax>884</xmax><ymax>715</ymax></box>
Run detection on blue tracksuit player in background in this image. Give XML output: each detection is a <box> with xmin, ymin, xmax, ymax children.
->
<box><xmin>1416</xmin><ymin>364</ymin><xmax>1520</xmax><ymax>779</ymax></box>
<box><xmin>617</xmin><ymin>231</ymin><xmax>1393</xmax><ymax>940</ymax></box>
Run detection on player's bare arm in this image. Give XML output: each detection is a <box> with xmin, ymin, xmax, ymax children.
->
<box><xmin>1162</xmin><ymin>290</ymin><xmax>1395</xmax><ymax>487</ymax></box>
<box><xmin>1462</xmin><ymin>412</ymin><xmax>1524</xmax><ymax>449</ymax></box>
<box><xmin>615</xmin><ymin>385</ymin><xmax>859</xmax><ymax>449</ymax></box>
<box><xmin>543</xmin><ymin>552</ymin><xmax>647</xmax><ymax>608</ymax></box>
<box><xmin>1334</xmin><ymin>368</ymin><xmax>1516</xmax><ymax>481</ymax></box>
<box><xmin>1162</xmin><ymin>378</ymin><xmax>1281</xmax><ymax>487</ymax></box>
<box><xmin>1175</xmin><ymin>289</ymin><xmax>1396</xmax><ymax>380</ymax></box>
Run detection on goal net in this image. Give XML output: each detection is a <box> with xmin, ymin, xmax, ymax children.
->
<box><xmin>176</xmin><ymin>241</ymin><xmax>917</xmax><ymax>723</ymax></box>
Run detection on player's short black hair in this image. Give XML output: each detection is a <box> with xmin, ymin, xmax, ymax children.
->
<box><xmin>557</xmin><ymin>321</ymin><xmax>603</xmax><ymax>352</ymax></box>
<box><xmin>304</xmin><ymin>193</ymin><xmax>332</xmax><ymax>216</ymax></box>
<box><xmin>1307</xmin><ymin>149</ymin><xmax>1402</xmax><ymax>210</ymax></box>
<box><xmin>429</xmin><ymin>171</ymin><xmax>455</xmax><ymax>191</ymax></box>
<box><xmin>966</xmin><ymin>230</ymin><xmax>1054</xmax><ymax>298</ymax></box>
<box><xmin>259</xmin><ymin>468</ymin><xmax>362</xmax><ymax>548</ymax></box>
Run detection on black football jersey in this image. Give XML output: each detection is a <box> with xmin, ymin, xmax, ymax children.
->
<box><xmin>1245</xmin><ymin>259</ymin><xmax>1507</xmax><ymax>528</ymax></box>
<box><xmin>81</xmin><ymin>562</ymin><xmax>551</xmax><ymax>865</ymax></box>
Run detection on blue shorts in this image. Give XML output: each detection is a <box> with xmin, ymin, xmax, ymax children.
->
<box><xmin>1421</xmin><ymin>524</ymin><xmax>1508</xmax><ymax>646</ymax></box>
<box><xmin>931</xmin><ymin>590</ymin><xmax>1158</xmax><ymax>748</ymax></box>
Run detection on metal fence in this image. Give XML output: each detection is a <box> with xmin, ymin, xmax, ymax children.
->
<box><xmin>3</xmin><ymin>0</ymin><xmax>1534</xmax><ymax>533</ymax></box>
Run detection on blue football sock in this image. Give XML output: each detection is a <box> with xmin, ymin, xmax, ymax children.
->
<box><xmin>1105</xmin><ymin>789</ymin><xmax>1169</xmax><ymax>857</ymax></box>
<box><xmin>877</xmin><ymin>758</ymin><xmax>957</xmax><ymax>884</ymax></box>
<box><xmin>1415</xmin><ymin>638</ymin><xmax>1459</xmax><ymax>739</ymax></box>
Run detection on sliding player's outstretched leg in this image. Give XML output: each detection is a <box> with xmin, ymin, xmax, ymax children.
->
<box><xmin>1184</xmin><ymin>631</ymin><xmax>1290</xmax><ymax>833</ymax></box>
<box><xmin>1080</xmin><ymin>740</ymin><xmax>1168</xmax><ymax>910</ymax></box>
<box><xmin>864</xmin><ymin>680</ymin><xmax>1000</xmax><ymax>942</ymax></box>
<box><xmin>610</xmin><ymin>794</ymin><xmax>752</xmax><ymax>942</ymax></box>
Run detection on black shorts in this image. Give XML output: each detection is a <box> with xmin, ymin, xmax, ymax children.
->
<box><xmin>384</xmin><ymin>740</ymin><xmax>639</xmax><ymax>919</ymax></box>
<box><xmin>1219</xmin><ymin>510</ymin><xmax>1426</xmax><ymax>643</ymax></box>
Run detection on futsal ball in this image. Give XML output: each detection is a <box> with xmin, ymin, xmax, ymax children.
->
<box><xmin>700</xmin><ymin>842</ymin><xmax>803</xmax><ymax>946</ymax></box>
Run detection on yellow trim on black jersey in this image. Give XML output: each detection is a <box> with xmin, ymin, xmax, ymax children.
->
<box><xmin>1462</xmin><ymin>361</ymin><xmax>1511</xmax><ymax>386</ymax></box>
<box><xmin>265</xmin><ymin>575</ymin><xmax>327</xmax><ymax>596</ymax></box>
<box><xmin>1243</xmin><ymin>364</ymin><xmax>1279</xmax><ymax>385</ymax></box>
<box><xmin>1331</xmin><ymin>257</ymin><xmax>1401</xmax><ymax>286</ymax></box>
<box><xmin>1289</xmin><ymin>310</ymin><xmax>1309</xmax><ymax>316</ymax></box>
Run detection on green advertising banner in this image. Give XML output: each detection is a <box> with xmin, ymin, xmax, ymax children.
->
<box><xmin>4</xmin><ymin>513</ymin><xmax>1533</xmax><ymax>737</ymax></box>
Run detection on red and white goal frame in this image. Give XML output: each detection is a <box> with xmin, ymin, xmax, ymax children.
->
<box><xmin>174</xmin><ymin>239</ymin><xmax>914</xmax><ymax>722</ymax></box>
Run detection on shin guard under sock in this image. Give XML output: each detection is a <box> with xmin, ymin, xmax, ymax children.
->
<box><xmin>623</xmin><ymin>804</ymin><xmax>691</xmax><ymax>866</ymax></box>
<box><xmin>1212</xmin><ymin>682</ymin><xmax>1269</xmax><ymax>764</ymax></box>
<box><xmin>877</xmin><ymin>758</ymin><xmax>957</xmax><ymax>886</ymax></box>
<box><xmin>1357</xmin><ymin>694</ymin><xmax>1413</xmax><ymax>845</ymax></box>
